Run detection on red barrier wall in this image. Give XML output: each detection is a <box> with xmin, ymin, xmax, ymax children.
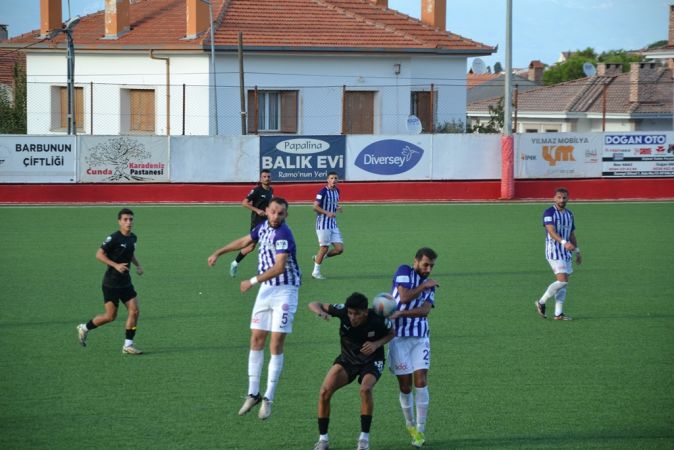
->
<box><xmin>2</xmin><ymin>178</ymin><xmax>674</xmax><ymax>204</ymax></box>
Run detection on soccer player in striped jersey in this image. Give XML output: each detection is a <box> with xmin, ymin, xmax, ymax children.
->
<box><xmin>388</xmin><ymin>247</ymin><xmax>439</xmax><ymax>449</ymax></box>
<box><xmin>311</xmin><ymin>172</ymin><xmax>343</xmax><ymax>280</ymax></box>
<box><xmin>207</xmin><ymin>197</ymin><xmax>301</xmax><ymax>420</ymax></box>
<box><xmin>535</xmin><ymin>187</ymin><xmax>582</xmax><ymax>320</ymax></box>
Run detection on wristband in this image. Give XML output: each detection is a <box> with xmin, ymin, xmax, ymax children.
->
<box><xmin>561</xmin><ymin>239</ymin><xmax>567</xmax><ymax>246</ymax></box>
<box><xmin>249</xmin><ymin>276</ymin><xmax>258</xmax><ymax>285</ymax></box>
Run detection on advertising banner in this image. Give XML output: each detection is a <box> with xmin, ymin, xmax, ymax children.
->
<box><xmin>516</xmin><ymin>133</ymin><xmax>602</xmax><ymax>178</ymax></box>
<box><xmin>346</xmin><ymin>135</ymin><xmax>432</xmax><ymax>181</ymax></box>
<box><xmin>171</xmin><ymin>136</ymin><xmax>259</xmax><ymax>182</ymax></box>
<box><xmin>602</xmin><ymin>133</ymin><xmax>674</xmax><ymax>177</ymax></box>
<box><xmin>79</xmin><ymin>136</ymin><xmax>169</xmax><ymax>183</ymax></box>
<box><xmin>431</xmin><ymin>134</ymin><xmax>501</xmax><ymax>180</ymax></box>
<box><xmin>260</xmin><ymin>135</ymin><xmax>346</xmax><ymax>182</ymax></box>
<box><xmin>0</xmin><ymin>135</ymin><xmax>76</xmax><ymax>183</ymax></box>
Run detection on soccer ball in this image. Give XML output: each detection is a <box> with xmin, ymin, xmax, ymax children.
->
<box><xmin>372</xmin><ymin>293</ymin><xmax>397</xmax><ymax>317</ymax></box>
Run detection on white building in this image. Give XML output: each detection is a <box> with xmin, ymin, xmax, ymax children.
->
<box><xmin>2</xmin><ymin>0</ymin><xmax>493</xmax><ymax>135</ymax></box>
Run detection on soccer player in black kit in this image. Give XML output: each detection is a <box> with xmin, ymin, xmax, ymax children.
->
<box><xmin>308</xmin><ymin>293</ymin><xmax>394</xmax><ymax>450</ymax></box>
<box><xmin>229</xmin><ymin>169</ymin><xmax>274</xmax><ymax>277</ymax></box>
<box><xmin>77</xmin><ymin>208</ymin><xmax>144</xmax><ymax>354</ymax></box>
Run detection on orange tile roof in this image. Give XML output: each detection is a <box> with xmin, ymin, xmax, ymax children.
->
<box><xmin>2</xmin><ymin>0</ymin><xmax>493</xmax><ymax>55</ymax></box>
<box><xmin>467</xmin><ymin>73</ymin><xmax>501</xmax><ymax>88</ymax></box>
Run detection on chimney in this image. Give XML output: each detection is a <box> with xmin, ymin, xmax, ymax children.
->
<box><xmin>0</xmin><ymin>25</ymin><xmax>8</xmax><ymax>41</ymax></box>
<box><xmin>421</xmin><ymin>0</ymin><xmax>446</xmax><ymax>31</ymax></box>
<box><xmin>370</xmin><ymin>0</ymin><xmax>388</xmax><ymax>7</ymax></box>
<box><xmin>528</xmin><ymin>60</ymin><xmax>544</xmax><ymax>83</ymax></box>
<box><xmin>597</xmin><ymin>63</ymin><xmax>623</xmax><ymax>77</ymax></box>
<box><xmin>104</xmin><ymin>0</ymin><xmax>130</xmax><ymax>39</ymax></box>
<box><xmin>40</xmin><ymin>0</ymin><xmax>62</xmax><ymax>37</ymax></box>
<box><xmin>629</xmin><ymin>62</ymin><xmax>658</xmax><ymax>103</ymax></box>
<box><xmin>186</xmin><ymin>0</ymin><xmax>210</xmax><ymax>39</ymax></box>
<box><xmin>669</xmin><ymin>5</ymin><xmax>674</xmax><ymax>46</ymax></box>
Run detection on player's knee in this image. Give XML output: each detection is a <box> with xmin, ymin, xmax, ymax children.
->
<box><xmin>319</xmin><ymin>385</ymin><xmax>334</xmax><ymax>402</ymax></box>
<box><xmin>102</xmin><ymin>313</ymin><xmax>117</xmax><ymax>323</ymax></box>
<box><xmin>359</xmin><ymin>384</ymin><xmax>374</xmax><ymax>399</ymax></box>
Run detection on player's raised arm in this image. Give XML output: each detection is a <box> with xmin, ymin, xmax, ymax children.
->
<box><xmin>208</xmin><ymin>234</ymin><xmax>255</xmax><ymax>266</ymax></box>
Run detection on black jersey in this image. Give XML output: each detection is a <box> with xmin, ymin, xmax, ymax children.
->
<box><xmin>328</xmin><ymin>304</ymin><xmax>393</xmax><ymax>366</ymax></box>
<box><xmin>101</xmin><ymin>231</ymin><xmax>137</xmax><ymax>288</ymax></box>
<box><xmin>246</xmin><ymin>184</ymin><xmax>274</xmax><ymax>227</ymax></box>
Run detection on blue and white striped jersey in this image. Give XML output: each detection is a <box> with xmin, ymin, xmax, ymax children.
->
<box><xmin>251</xmin><ymin>221</ymin><xmax>301</xmax><ymax>286</ymax></box>
<box><xmin>390</xmin><ymin>264</ymin><xmax>435</xmax><ymax>338</ymax></box>
<box><xmin>315</xmin><ymin>186</ymin><xmax>340</xmax><ymax>230</ymax></box>
<box><xmin>542</xmin><ymin>205</ymin><xmax>576</xmax><ymax>261</ymax></box>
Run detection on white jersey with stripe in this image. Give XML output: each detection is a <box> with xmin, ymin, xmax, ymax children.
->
<box><xmin>542</xmin><ymin>205</ymin><xmax>575</xmax><ymax>261</ymax></box>
<box><xmin>390</xmin><ymin>264</ymin><xmax>435</xmax><ymax>338</ymax></box>
<box><xmin>251</xmin><ymin>221</ymin><xmax>301</xmax><ymax>286</ymax></box>
<box><xmin>315</xmin><ymin>186</ymin><xmax>340</xmax><ymax>230</ymax></box>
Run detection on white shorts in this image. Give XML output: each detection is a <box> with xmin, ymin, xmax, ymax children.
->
<box><xmin>547</xmin><ymin>259</ymin><xmax>573</xmax><ymax>275</ymax></box>
<box><xmin>316</xmin><ymin>227</ymin><xmax>343</xmax><ymax>246</ymax></box>
<box><xmin>388</xmin><ymin>336</ymin><xmax>430</xmax><ymax>375</ymax></box>
<box><xmin>250</xmin><ymin>283</ymin><xmax>299</xmax><ymax>333</ymax></box>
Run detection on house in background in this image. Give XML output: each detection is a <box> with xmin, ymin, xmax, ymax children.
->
<box><xmin>467</xmin><ymin>61</ymin><xmax>673</xmax><ymax>133</ymax></box>
<box><xmin>0</xmin><ymin>24</ymin><xmax>25</xmax><ymax>103</ymax></box>
<box><xmin>467</xmin><ymin>60</ymin><xmax>543</xmax><ymax>104</ymax></box>
<box><xmin>0</xmin><ymin>0</ymin><xmax>493</xmax><ymax>136</ymax></box>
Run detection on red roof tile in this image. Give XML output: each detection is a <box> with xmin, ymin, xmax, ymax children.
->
<box><xmin>1</xmin><ymin>0</ymin><xmax>493</xmax><ymax>55</ymax></box>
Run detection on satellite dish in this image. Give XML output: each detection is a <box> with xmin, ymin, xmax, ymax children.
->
<box><xmin>471</xmin><ymin>58</ymin><xmax>487</xmax><ymax>75</ymax></box>
<box><xmin>582</xmin><ymin>62</ymin><xmax>597</xmax><ymax>77</ymax></box>
<box><xmin>406</xmin><ymin>115</ymin><xmax>423</xmax><ymax>134</ymax></box>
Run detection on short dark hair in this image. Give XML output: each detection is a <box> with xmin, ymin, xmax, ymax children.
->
<box><xmin>269</xmin><ymin>196</ymin><xmax>288</xmax><ymax>210</ymax></box>
<box><xmin>328</xmin><ymin>171</ymin><xmax>338</xmax><ymax>177</ymax></box>
<box><xmin>118</xmin><ymin>208</ymin><xmax>134</xmax><ymax>219</ymax></box>
<box><xmin>554</xmin><ymin>187</ymin><xmax>569</xmax><ymax>196</ymax></box>
<box><xmin>345</xmin><ymin>292</ymin><xmax>368</xmax><ymax>310</ymax></box>
<box><xmin>260</xmin><ymin>169</ymin><xmax>271</xmax><ymax>175</ymax></box>
<box><xmin>415</xmin><ymin>247</ymin><xmax>438</xmax><ymax>261</ymax></box>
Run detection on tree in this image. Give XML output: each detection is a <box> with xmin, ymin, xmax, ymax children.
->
<box><xmin>0</xmin><ymin>62</ymin><xmax>27</xmax><ymax>134</ymax></box>
<box><xmin>493</xmin><ymin>62</ymin><xmax>503</xmax><ymax>74</ymax></box>
<box><xmin>646</xmin><ymin>40</ymin><xmax>668</xmax><ymax>50</ymax></box>
<box><xmin>543</xmin><ymin>47</ymin><xmax>597</xmax><ymax>85</ymax></box>
<box><xmin>543</xmin><ymin>47</ymin><xmax>646</xmax><ymax>85</ymax></box>
<box><xmin>468</xmin><ymin>97</ymin><xmax>504</xmax><ymax>134</ymax></box>
<box><xmin>598</xmin><ymin>49</ymin><xmax>644</xmax><ymax>72</ymax></box>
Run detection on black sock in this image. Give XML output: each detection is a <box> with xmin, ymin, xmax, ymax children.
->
<box><xmin>318</xmin><ymin>417</ymin><xmax>329</xmax><ymax>435</ymax></box>
<box><xmin>235</xmin><ymin>252</ymin><xmax>245</xmax><ymax>263</ymax></box>
<box><xmin>85</xmin><ymin>320</ymin><xmax>98</xmax><ymax>331</ymax></box>
<box><xmin>125</xmin><ymin>327</ymin><xmax>137</xmax><ymax>340</ymax></box>
<box><xmin>361</xmin><ymin>415</ymin><xmax>372</xmax><ymax>433</ymax></box>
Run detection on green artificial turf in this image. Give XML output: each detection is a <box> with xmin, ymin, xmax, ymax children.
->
<box><xmin>1</xmin><ymin>202</ymin><xmax>672</xmax><ymax>449</ymax></box>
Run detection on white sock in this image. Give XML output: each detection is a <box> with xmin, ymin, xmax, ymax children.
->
<box><xmin>415</xmin><ymin>386</ymin><xmax>429</xmax><ymax>433</ymax></box>
<box><xmin>359</xmin><ymin>432</ymin><xmax>369</xmax><ymax>441</ymax></box>
<box><xmin>124</xmin><ymin>339</ymin><xmax>133</xmax><ymax>347</ymax></box>
<box><xmin>231</xmin><ymin>260</ymin><xmax>238</xmax><ymax>267</ymax></box>
<box><xmin>248</xmin><ymin>349</ymin><xmax>264</xmax><ymax>396</ymax></box>
<box><xmin>539</xmin><ymin>280</ymin><xmax>568</xmax><ymax>304</ymax></box>
<box><xmin>319</xmin><ymin>434</ymin><xmax>329</xmax><ymax>442</ymax></box>
<box><xmin>263</xmin><ymin>353</ymin><xmax>284</xmax><ymax>400</ymax></box>
<box><xmin>399</xmin><ymin>391</ymin><xmax>415</xmax><ymax>426</ymax></box>
<box><xmin>313</xmin><ymin>262</ymin><xmax>321</xmax><ymax>272</ymax></box>
<box><xmin>555</xmin><ymin>286</ymin><xmax>567</xmax><ymax>316</ymax></box>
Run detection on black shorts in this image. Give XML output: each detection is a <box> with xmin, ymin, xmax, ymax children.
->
<box><xmin>334</xmin><ymin>356</ymin><xmax>385</xmax><ymax>385</ymax></box>
<box><xmin>102</xmin><ymin>285</ymin><xmax>137</xmax><ymax>306</ymax></box>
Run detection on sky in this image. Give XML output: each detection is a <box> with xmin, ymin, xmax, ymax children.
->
<box><xmin>1</xmin><ymin>0</ymin><xmax>669</xmax><ymax>69</ymax></box>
